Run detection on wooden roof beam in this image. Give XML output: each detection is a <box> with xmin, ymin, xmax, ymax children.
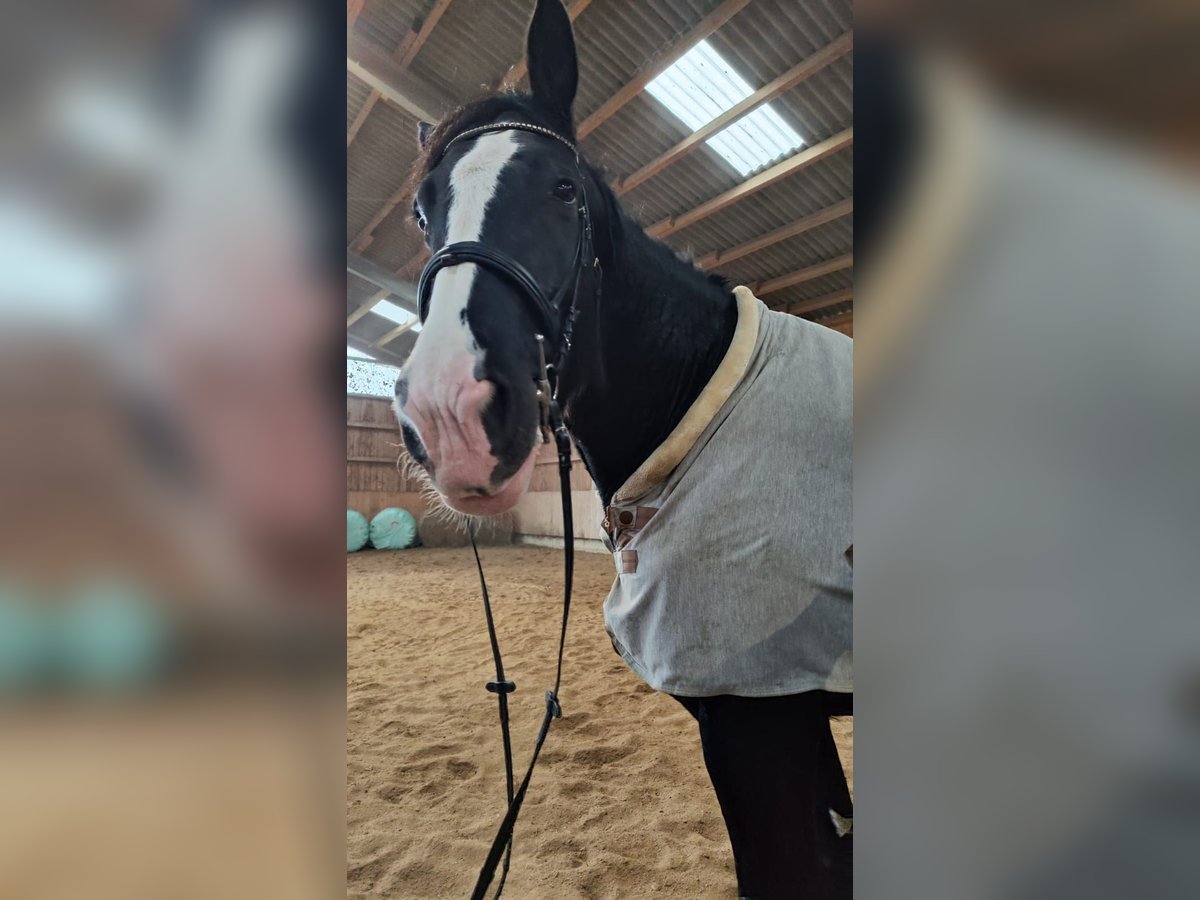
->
<box><xmin>577</xmin><ymin>0</ymin><xmax>753</xmax><ymax>139</ymax></box>
<box><xmin>779</xmin><ymin>289</ymin><xmax>852</xmax><ymax>317</ymax></box>
<box><xmin>347</xmin><ymin>335</ymin><xmax>407</xmax><ymax>369</ymax></box>
<box><xmin>347</xmin><ymin>252</ymin><xmax>419</xmax><ymax>312</ymax></box>
<box><xmin>348</xmin><ymin>24</ymin><xmax>423</xmax><ymax>148</ymax></box>
<box><xmin>816</xmin><ymin>310</ymin><xmax>853</xmax><ymax>331</ymax></box>
<box><xmin>347</xmin><ymin>90</ymin><xmax>381</xmax><ymax>147</ymax></box>
<box><xmin>347</xmin><ymin>33</ymin><xmax>454</xmax><ymax>124</ymax></box>
<box><xmin>753</xmin><ymin>255</ymin><xmax>853</xmax><ymax>296</ymax></box>
<box><xmin>398</xmin><ymin>0</ymin><xmax>455</xmax><ymax>69</ymax></box>
<box><xmin>352</xmin><ymin>0</ymin><xmax>751</xmax><ymax>264</ymax></box>
<box><xmin>347</xmin><ymin>1</ymin><xmax>456</xmax><ymax>228</ymax></box>
<box><xmin>347</xmin><ymin>288</ymin><xmax>389</xmax><ymax>327</ymax></box>
<box><xmin>373</xmin><ymin>318</ymin><xmax>419</xmax><ymax>347</ymax></box>
<box><xmin>647</xmin><ymin>128</ymin><xmax>852</xmax><ymax>240</ymax></box>
<box><xmin>695</xmin><ymin>198</ymin><xmax>852</xmax><ymax>271</ymax></box>
<box><xmin>350</xmin><ymin>187</ymin><xmax>411</xmax><ymax>253</ymax></box>
<box><xmin>615</xmin><ymin>32</ymin><xmax>853</xmax><ymax>196</ymax></box>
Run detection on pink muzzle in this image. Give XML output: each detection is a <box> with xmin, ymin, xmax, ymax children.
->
<box><xmin>397</xmin><ymin>353</ymin><xmax>536</xmax><ymax>516</ymax></box>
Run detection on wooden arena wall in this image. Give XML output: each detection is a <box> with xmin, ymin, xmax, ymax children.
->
<box><xmin>510</xmin><ymin>443</ymin><xmax>605</xmax><ymax>543</ymax></box>
<box><xmin>347</xmin><ymin>395</ymin><xmax>603</xmax><ymax>542</ymax></box>
<box><xmin>347</xmin><ymin>395</ymin><xmax>430</xmax><ymax>521</ymax></box>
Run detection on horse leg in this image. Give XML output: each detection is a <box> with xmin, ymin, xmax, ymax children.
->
<box><xmin>672</xmin><ymin>692</ymin><xmax>853</xmax><ymax>899</ymax></box>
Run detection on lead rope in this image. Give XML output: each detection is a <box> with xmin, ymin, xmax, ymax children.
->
<box><xmin>469</xmin><ymin>404</ymin><xmax>575</xmax><ymax>900</ymax></box>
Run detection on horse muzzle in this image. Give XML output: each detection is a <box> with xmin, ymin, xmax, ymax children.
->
<box><xmin>395</xmin><ymin>360</ymin><xmax>538</xmax><ymax>517</ymax></box>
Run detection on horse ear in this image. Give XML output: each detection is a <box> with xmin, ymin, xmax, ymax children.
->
<box><xmin>526</xmin><ymin>0</ymin><xmax>577</xmax><ymax>123</ymax></box>
<box><xmin>417</xmin><ymin>121</ymin><xmax>434</xmax><ymax>149</ymax></box>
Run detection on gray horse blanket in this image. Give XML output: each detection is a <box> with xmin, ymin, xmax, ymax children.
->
<box><xmin>601</xmin><ymin>287</ymin><xmax>852</xmax><ymax>697</ymax></box>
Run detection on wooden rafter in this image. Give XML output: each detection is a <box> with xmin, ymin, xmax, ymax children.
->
<box><xmin>753</xmin><ymin>255</ymin><xmax>853</xmax><ymax>296</ymax></box>
<box><xmin>647</xmin><ymin>128</ymin><xmax>852</xmax><ymax>239</ymax></box>
<box><xmin>397</xmin><ymin>0</ymin><xmax>455</xmax><ymax>68</ymax></box>
<box><xmin>348</xmin><ymin>335</ymin><xmax>406</xmax><ymax>369</ymax></box>
<box><xmin>347</xmin><ymin>34</ymin><xmax>453</xmax><ymax>123</ymax></box>
<box><xmin>348</xmin><ymin>27</ymin><xmax>422</xmax><ymax>148</ymax></box>
<box><xmin>695</xmin><ymin>198</ymin><xmax>852</xmax><ymax>270</ymax></box>
<box><xmin>816</xmin><ymin>310</ymin><xmax>853</xmax><ymax>332</ymax></box>
<box><xmin>347</xmin><ymin>252</ymin><xmax>419</xmax><ymax>311</ymax></box>
<box><xmin>780</xmin><ymin>289</ymin><xmax>852</xmax><ymax>317</ymax></box>
<box><xmin>347</xmin><ymin>288</ymin><xmax>389</xmax><ymax>327</ymax></box>
<box><xmin>577</xmin><ymin>0</ymin><xmax>753</xmax><ymax>139</ymax></box>
<box><xmin>373</xmin><ymin>318</ymin><xmax>418</xmax><ymax>347</ymax></box>
<box><xmin>346</xmin><ymin>2</ymin><xmax>456</xmax><ymax>240</ymax></box>
<box><xmin>349</xmin><ymin>1</ymin><xmax>854</xmax><ymax>334</ymax></box>
<box><xmin>347</xmin><ymin>91</ymin><xmax>381</xmax><ymax>147</ymax></box>
<box><xmin>615</xmin><ymin>32</ymin><xmax>853</xmax><ymax>196</ymax></box>
<box><xmin>350</xmin><ymin>188</ymin><xmax>412</xmax><ymax>253</ymax></box>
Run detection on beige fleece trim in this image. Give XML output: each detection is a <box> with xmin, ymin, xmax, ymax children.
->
<box><xmin>613</xmin><ymin>286</ymin><xmax>761</xmax><ymax>504</ymax></box>
<box><xmin>855</xmin><ymin>55</ymin><xmax>988</xmax><ymax>405</ymax></box>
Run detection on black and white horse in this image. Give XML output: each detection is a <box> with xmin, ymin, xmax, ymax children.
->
<box><xmin>395</xmin><ymin>1</ymin><xmax>853</xmax><ymax>896</ymax></box>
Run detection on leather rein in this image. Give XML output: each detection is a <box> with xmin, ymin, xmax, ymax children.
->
<box><xmin>415</xmin><ymin>121</ymin><xmax>601</xmax><ymax>900</ymax></box>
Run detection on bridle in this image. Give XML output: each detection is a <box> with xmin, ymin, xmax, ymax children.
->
<box><xmin>418</xmin><ymin>120</ymin><xmax>598</xmax><ymax>441</ymax></box>
<box><xmin>415</xmin><ymin>121</ymin><xmax>602</xmax><ymax>900</ymax></box>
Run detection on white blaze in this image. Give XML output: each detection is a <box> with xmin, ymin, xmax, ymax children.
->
<box><xmin>405</xmin><ymin>130</ymin><xmax>520</xmax><ymax>374</ymax></box>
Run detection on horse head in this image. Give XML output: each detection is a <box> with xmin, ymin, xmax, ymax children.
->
<box><xmin>394</xmin><ymin>0</ymin><xmax>592</xmax><ymax>517</ymax></box>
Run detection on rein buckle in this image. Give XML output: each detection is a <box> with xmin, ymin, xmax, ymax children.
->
<box><xmin>534</xmin><ymin>334</ymin><xmax>554</xmax><ymax>444</ymax></box>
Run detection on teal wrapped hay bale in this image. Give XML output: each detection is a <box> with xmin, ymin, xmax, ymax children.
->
<box><xmin>0</xmin><ymin>582</ymin><xmax>51</xmax><ymax>692</ymax></box>
<box><xmin>370</xmin><ymin>507</ymin><xmax>418</xmax><ymax>550</ymax></box>
<box><xmin>58</xmin><ymin>582</ymin><xmax>171</xmax><ymax>691</ymax></box>
<box><xmin>419</xmin><ymin>510</ymin><xmax>513</xmax><ymax>548</ymax></box>
<box><xmin>347</xmin><ymin>509</ymin><xmax>370</xmax><ymax>552</ymax></box>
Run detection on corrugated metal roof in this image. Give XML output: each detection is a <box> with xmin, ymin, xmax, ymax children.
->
<box><xmin>348</xmin><ymin>76</ymin><xmax>374</xmax><ymax>131</ymax></box>
<box><xmin>348</xmin><ymin>100</ymin><xmax>422</xmax><ymax>239</ymax></box>
<box><xmin>408</xmin><ymin>0</ymin><xmax>531</xmax><ymax>101</ymax></box>
<box><xmin>663</xmin><ymin>151</ymin><xmax>852</xmax><ymax>254</ymax></box>
<box><xmin>347</xmin><ymin>0</ymin><xmax>853</xmax><ymax>352</ymax></box>
<box><xmin>348</xmin><ymin>273</ymin><xmax>380</xmax><ymax>314</ymax></box>
<box><xmin>357</xmin><ymin>0</ymin><xmax>431</xmax><ymax>55</ymax></box>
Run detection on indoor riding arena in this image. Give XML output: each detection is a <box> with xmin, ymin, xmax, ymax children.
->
<box><xmin>346</xmin><ymin>0</ymin><xmax>853</xmax><ymax>896</ymax></box>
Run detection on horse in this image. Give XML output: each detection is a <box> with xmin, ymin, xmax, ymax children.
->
<box><xmin>393</xmin><ymin>1</ymin><xmax>853</xmax><ymax>896</ymax></box>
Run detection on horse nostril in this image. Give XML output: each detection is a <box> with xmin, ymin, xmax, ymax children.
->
<box><xmin>400</xmin><ymin>422</ymin><xmax>432</xmax><ymax>473</ymax></box>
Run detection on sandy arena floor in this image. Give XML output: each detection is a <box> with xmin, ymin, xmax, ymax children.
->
<box><xmin>348</xmin><ymin>546</ymin><xmax>852</xmax><ymax>898</ymax></box>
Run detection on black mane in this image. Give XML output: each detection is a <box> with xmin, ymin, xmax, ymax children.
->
<box><xmin>411</xmin><ymin>92</ymin><xmax>571</xmax><ymax>185</ymax></box>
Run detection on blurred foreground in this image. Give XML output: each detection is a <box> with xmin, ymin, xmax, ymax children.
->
<box><xmin>856</xmin><ymin>2</ymin><xmax>1200</xmax><ymax>898</ymax></box>
<box><xmin>0</xmin><ymin>1</ymin><xmax>343</xmax><ymax>897</ymax></box>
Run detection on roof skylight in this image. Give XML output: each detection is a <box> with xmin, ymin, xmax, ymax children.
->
<box><xmin>644</xmin><ymin>39</ymin><xmax>804</xmax><ymax>176</ymax></box>
<box><xmin>373</xmin><ymin>299</ymin><xmax>415</xmax><ymax>325</ymax></box>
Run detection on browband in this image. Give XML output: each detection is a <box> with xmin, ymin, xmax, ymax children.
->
<box><xmin>434</xmin><ymin>121</ymin><xmax>578</xmax><ymax>167</ymax></box>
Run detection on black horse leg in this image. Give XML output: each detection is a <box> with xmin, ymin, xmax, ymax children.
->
<box><xmin>673</xmin><ymin>692</ymin><xmax>853</xmax><ymax>900</ymax></box>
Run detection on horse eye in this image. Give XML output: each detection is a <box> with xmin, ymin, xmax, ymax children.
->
<box><xmin>552</xmin><ymin>180</ymin><xmax>576</xmax><ymax>203</ymax></box>
<box><xmin>413</xmin><ymin>203</ymin><xmax>427</xmax><ymax>232</ymax></box>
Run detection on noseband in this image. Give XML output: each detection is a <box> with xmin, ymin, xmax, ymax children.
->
<box><xmin>415</xmin><ymin>121</ymin><xmax>601</xmax><ymax>900</ymax></box>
